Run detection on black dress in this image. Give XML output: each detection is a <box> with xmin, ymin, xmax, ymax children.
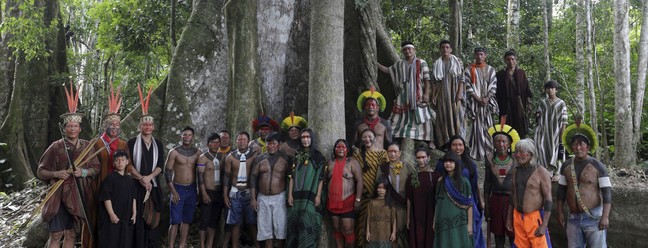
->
<box><xmin>98</xmin><ymin>172</ymin><xmax>136</xmax><ymax>248</ymax></box>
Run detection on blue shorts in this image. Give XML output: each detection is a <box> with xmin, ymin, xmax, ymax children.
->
<box><xmin>169</xmin><ymin>184</ymin><xmax>197</xmax><ymax>225</ymax></box>
<box><xmin>226</xmin><ymin>188</ymin><xmax>257</xmax><ymax>225</ymax></box>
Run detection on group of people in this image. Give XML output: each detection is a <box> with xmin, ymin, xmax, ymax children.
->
<box><xmin>35</xmin><ymin>39</ymin><xmax>612</xmax><ymax>248</ymax></box>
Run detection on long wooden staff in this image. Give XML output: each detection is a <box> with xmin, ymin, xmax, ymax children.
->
<box><xmin>20</xmin><ymin>135</ymin><xmax>113</xmax><ymax>229</ymax></box>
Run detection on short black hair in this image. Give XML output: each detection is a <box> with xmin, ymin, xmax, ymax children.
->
<box><xmin>439</xmin><ymin>39</ymin><xmax>452</xmax><ymax>48</ymax></box>
<box><xmin>237</xmin><ymin>131</ymin><xmax>250</xmax><ymax>140</ymax></box>
<box><xmin>182</xmin><ymin>126</ymin><xmax>195</xmax><ymax>134</ymax></box>
<box><xmin>266</xmin><ymin>132</ymin><xmax>282</xmax><ymax>143</ymax></box>
<box><xmin>544</xmin><ymin>80</ymin><xmax>560</xmax><ymax>89</ymax></box>
<box><xmin>114</xmin><ymin>150</ymin><xmax>129</xmax><ymax>159</ymax></box>
<box><xmin>207</xmin><ymin>132</ymin><xmax>220</xmax><ymax>143</ymax></box>
<box><xmin>571</xmin><ymin>134</ymin><xmax>591</xmax><ymax>146</ymax></box>
<box><xmin>474</xmin><ymin>47</ymin><xmax>486</xmax><ymax>53</ymax></box>
<box><xmin>504</xmin><ymin>49</ymin><xmax>517</xmax><ymax>58</ymax></box>
<box><xmin>219</xmin><ymin>129</ymin><xmax>230</xmax><ymax>136</ymax></box>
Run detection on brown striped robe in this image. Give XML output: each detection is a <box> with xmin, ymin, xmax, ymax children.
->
<box><xmin>352</xmin><ymin>148</ymin><xmax>388</xmax><ymax>247</ymax></box>
<box><xmin>464</xmin><ymin>63</ymin><xmax>499</xmax><ymax>161</ymax></box>
<box><xmin>534</xmin><ymin>97</ymin><xmax>567</xmax><ymax>171</ymax></box>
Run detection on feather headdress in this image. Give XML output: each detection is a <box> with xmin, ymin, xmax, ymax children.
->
<box><xmin>356</xmin><ymin>86</ymin><xmax>386</xmax><ymax>112</ymax></box>
<box><xmin>488</xmin><ymin>116</ymin><xmax>520</xmax><ymax>152</ymax></box>
<box><xmin>138</xmin><ymin>84</ymin><xmax>154</xmax><ymax>123</ymax></box>
<box><xmin>252</xmin><ymin>114</ymin><xmax>279</xmax><ymax>132</ymax></box>
<box><xmin>60</xmin><ymin>81</ymin><xmax>84</xmax><ymax>124</ymax></box>
<box><xmin>104</xmin><ymin>85</ymin><xmax>122</xmax><ymax>123</ymax></box>
<box><xmin>280</xmin><ymin>111</ymin><xmax>308</xmax><ymax>132</ymax></box>
<box><xmin>562</xmin><ymin>116</ymin><xmax>598</xmax><ymax>154</ymax></box>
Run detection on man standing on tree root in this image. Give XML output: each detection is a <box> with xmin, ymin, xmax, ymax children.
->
<box><xmin>378</xmin><ymin>41</ymin><xmax>435</xmax><ymax>149</ymax></box>
<box><xmin>166</xmin><ymin>126</ymin><xmax>201</xmax><ymax>248</ymax></box>
<box><xmin>353</xmin><ymin>87</ymin><xmax>392</xmax><ymax>149</ymax></box>
<box><xmin>556</xmin><ymin>121</ymin><xmax>611</xmax><ymax>248</ymax></box>
<box><xmin>495</xmin><ymin>50</ymin><xmax>532</xmax><ymax>138</ymax></box>
<box><xmin>37</xmin><ymin>83</ymin><xmax>99</xmax><ymax>248</ymax></box>
<box><xmin>507</xmin><ymin>139</ymin><xmax>553</xmax><ymax>248</ymax></box>
<box><xmin>250</xmin><ymin>132</ymin><xmax>291</xmax><ymax>248</ymax></box>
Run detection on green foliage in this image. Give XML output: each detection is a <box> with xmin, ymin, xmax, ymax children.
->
<box><xmin>58</xmin><ymin>0</ymin><xmax>191</xmax><ymax>134</ymax></box>
<box><xmin>0</xmin><ymin>0</ymin><xmax>59</xmax><ymax>60</ymax></box>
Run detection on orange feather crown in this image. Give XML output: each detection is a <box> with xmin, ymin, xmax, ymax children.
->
<box><xmin>104</xmin><ymin>85</ymin><xmax>122</xmax><ymax>123</ymax></box>
<box><xmin>138</xmin><ymin>84</ymin><xmax>154</xmax><ymax>123</ymax></box>
<box><xmin>60</xmin><ymin>81</ymin><xmax>84</xmax><ymax>124</ymax></box>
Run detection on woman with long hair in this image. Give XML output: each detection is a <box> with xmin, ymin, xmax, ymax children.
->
<box><xmin>406</xmin><ymin>147</ymin><xmax>441</xmax><ymax>248</ymax></box>
<box><xmin>435</xmin><ymin>135</ymin><xmax>486</xmax><ymax>248</ymax></box>
<box><xmin>434</xmin><ymin>151</ymin><xmax>474</xmax><ymax>248</ymax></box>
<box><xmin>352</xmin><ymin>129</ymin><xmax>388</xmax><ymax>247</ymax></box>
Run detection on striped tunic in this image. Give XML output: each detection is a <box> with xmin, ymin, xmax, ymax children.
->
<box><xmin>353</xmin><ymin>148</ymin><xmax>388</xmax><ymax>248</ymax></box>
<box><xmin>534</xmin><ymin>98</ymin><xmax>567</xmax><ymax>171</ymax></box>
<box><xmin>464</xmin><ymin>64</ymin><xmax>499</xmax><ymax>160</ymax></box>
<box><xmin>432</xmin><ymin>55</ymin><xmax>465</xmax><ymax>146</ymax></box>
<box><xmin>388</xmin><ymin>58</ymin><xmax>434</xmax><ymax>141</ymax></box>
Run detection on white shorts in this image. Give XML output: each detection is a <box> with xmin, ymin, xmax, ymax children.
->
<box><xmin>256</xmin><ymin>192</ymin><xmax>287</xmax><ymax>240</ymax></box>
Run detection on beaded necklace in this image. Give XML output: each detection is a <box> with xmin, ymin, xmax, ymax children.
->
<box><xmin>493</xmin><ymin>155</ymin><xmax>511</xmax><ymax>177</ymax></box>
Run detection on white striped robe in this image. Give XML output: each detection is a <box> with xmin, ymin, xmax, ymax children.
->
<box><xmin>388</xmin><ymin>58</ymin><xmax>434</xmax><ymax>141</ymax></box>
<box><xmin>534</xmin><ymin>98</ymin><xmax>567</xmax><ymax>171</ymax></box>
<box><xmin>464</xmin><ymin>64</ymin><xmax>499</xmax><ymax>160</ymax></box>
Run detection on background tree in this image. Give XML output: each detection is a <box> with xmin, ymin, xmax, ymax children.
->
<box><xmin>613</xmin><ymin>0</ymin><xmax>633</xmax><ymax>167</ymax></box>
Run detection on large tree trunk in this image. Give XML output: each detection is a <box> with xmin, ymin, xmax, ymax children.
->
<box><xmin>162</xmin><ymin>0</ymin><xmax>229</xmax><ymax>144</ymax></box>
<box><xmin>506</xmin><ymin>0</ymin><xmax>520</xmax><ymax>50</ymax></box>
<box><xmin>0</xmin><ymin>0</ymin><xmax>17</xmax><ymax>122</ymax></box>
<box><xmin>0</xmin><ymin>0</ymin><xmax>68</xmax><ymax>189</ymax></box>
<box><xmin>343</xmin><ymin>0</ymin><xmax>381</xmax><ymax>142</ymax></box>
<box><xmin>542</xmin><ymin>0</ymin><xmax>551</xmax><ymax>81</ymax></box>
<box><xmin>585</xmin><ymin>0</ymin><xmax>599</xmax><ymax>158</ymax></box>
<box><xmin>225</xmin><ymin>0</ymin><xmax>260</xmax><ymax>135</ymax></box>
<box><xmin>308</xmin><ymin>0</ymin><xmax>344</xmax><ymax>158</ymax></box>
<box><xmin>632</xmin><ymin>0</ymin><xmax>648</xmax><ymax>154</ymax></box>
<box><xmin>613</xmin><ymin>0</ymin><xmax>634</xmax><ymax>168</ymax></box>
<box><xmin>283</xmin><ymin>0</ymin><xmax>311</xmax><ymax>117</ymax></box>
<box><xmin>449</xmin><ymin>0</ymin><xmax>463</xmax><ymax>57</ymax></box>
<box><xmin>575</xmin><ymin>0</ymin><xmax>586</xmax><ymax>115</ymax></box>
<box><xmin>257</xmin><ymin>0</ymin><xmax>294</xmax><ymax>119</ymax></box>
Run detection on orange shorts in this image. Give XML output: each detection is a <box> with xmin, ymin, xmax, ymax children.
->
<box><xmin>513</xmin><ymin>210</ymin><xmax>550</xmax><ymax>248</ymax></box>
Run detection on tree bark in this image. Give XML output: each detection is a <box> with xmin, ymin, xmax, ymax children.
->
<box><xmin>162</xmin><ymin>0</ymin><xmax>229</xmax><ymax>146</ymax></box>
<box><xmin>632</xmin><ymin>0</ymin><xmax>648</xmax><ymax>154</ymax></box>
<box><xmin>308</xmin><ymin>0</ymin><xmax>344</xmax><ymax>158</ymax></box>
<box><xmin>0</xmin><ymin>0</ymin><xmax>68</xmax><ymax>189</ymax></box>
<box><xmin>257</xmin><ymin>0</ymin><xmax>295</xmax><ymax>119</ymax></box>
<box><xmin>283</xmin><ymin>0</ymin><xmax>311</xmax><ymax>118</ymax></box>
<box><xmin>613</xmin><ymin>0</ymin><xmax>634</xmax><ymax>167</ymax></box>
<box><xmin>506</xmin><ymin>0</ymin><xmax>520</xmax><ymax>50</ymax></box>
<box><xmin>0</xmin><ymin>0</ymin><xmax>17</xmax><ymax>122</ymax></box>
<box><xmin>225</xmin><ymin>0</ymin><xmax>260</xmax><ymax>135</ymax></box>
<box><xmin>575</xmin><ymin>0</ymin><xmax>586</xmax><ymax>115</ymax></box>
<box><xmin>585</xmin><ymin>0</ymin><xmax>599</xmax><ymax>158</ymax></box>
<box><xmin>542</xmin><ymin>0</ymin><xmax>551</xmax><ymax>81</ymax></box>
<box><xmin>449</xmin><ymin>0</ymin><xmax>463</xmax><ymax>56</ymax></box>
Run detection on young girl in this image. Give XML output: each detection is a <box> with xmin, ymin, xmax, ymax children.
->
<box><xmin>434</xmin><ymin>151</ymin><xmax>474</xmax><ymax>248</ymax></box>
<box><xmin>366</xmin><ymin>180</ymin><xmax>396</xmax><ymax>248</ymax></box>
<box><xmin>98</xmin><ymin>150</ymin><xmax>136</xmax><ymax>248</ymax></box>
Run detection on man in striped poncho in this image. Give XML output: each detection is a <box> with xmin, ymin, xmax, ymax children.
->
<box><xmin>378</xmin><ymin>41</ymin><xmax>435</xmax><ymax>148</ymax></box>
<box><xmin>464</xmin><ymin>47</ymin><xmax>499</xmax><ymax>161</ymax></box>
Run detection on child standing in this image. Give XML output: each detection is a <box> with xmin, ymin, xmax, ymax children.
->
<box><xmin>434</xmin><ymin>151</ymin><xmax>474</xmax><ymax>248</ymax></box>
<box><xmin>366</xmin><ymin>180</ymin><xmax>396</xmax><ymax>248</ymax></box>
<box><xmin>98</xmin><ymin>150</ymin><xmax>136</xmax><ymax>248</ymax></box>
<box><xmin>534</xmin><ymin>80</ymin><xmax>567</xmax><ymax>175</ymax></box>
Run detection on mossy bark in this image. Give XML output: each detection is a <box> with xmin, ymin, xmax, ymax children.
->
<box><xmin>225</xmin><ymin>0</ymin><xmax>260</xmax><ymax>135</ymax></box>
<box><xmin>164</xmin><ymin>0</ymin><xmax>229</xmax><ymax>146</ymax></box>
<box><xmin>282</xmin><ymin>0</ymin><xmax>311</xmax><ymax>118</ymax></box>
<box><xmin>0</xmin><ymin>0</ymin><xmax>68</xmax><ymax>190</ymax></box>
